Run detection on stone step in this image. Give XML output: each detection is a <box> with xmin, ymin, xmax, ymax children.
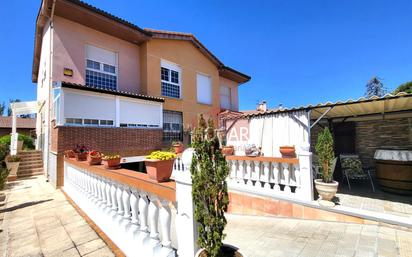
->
<box><xmin>18</xmin><ymin>167</ymin><xmax>44</xmax><ymax>174</ymax></box>
<box><xmin>19</xmin><ymin>156</ymin><xmax>43</xmax><ymax>161</ymax></box>
<box><xmin>17</xmin><ymin>171</ymin><xmax>44</xmax><ymax>178</ymax></box>
<box><xmin>19</xmin><ymin>162</ymin><xmax>43</xmax><ymax>169</ymax></box>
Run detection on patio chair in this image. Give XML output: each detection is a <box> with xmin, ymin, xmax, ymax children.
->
<box><xmin>340</xmin><ymin>154</ymin><xmax>375</xmax><ymax>192</ymax></box>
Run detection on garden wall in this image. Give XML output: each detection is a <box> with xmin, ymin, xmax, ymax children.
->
<box><xmin>310</xmin><ymin>117</ymin><xmax>412</xmax><ymax>167</ymax></box>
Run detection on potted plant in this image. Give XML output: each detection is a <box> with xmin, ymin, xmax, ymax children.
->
<box><xmin>74</xmin><ymin>145</ymin><xmax>88</xmax><ymax>161</ymax></box>
<box><xmin>145</xmin><ymin>151</ymin><xmax>176</xmax><ymax>182</ymax></box>
<box><xmin>279</xmin><ymin>145</ymin><xmax>296</xmax><ymax>158</ymax></box>
<box><xmin>172</xmin><ymin>141</ymin><xmax>184</xmax><ymax>154</ymax></box>
<box><xmin>64</xmin><ymin>150</ymin><xmax>75</xmax><ymax>158</ymax></box>
<box><xmin>314</xmin><ymin>127</ymin><xmax>338</xmax><ymax>206</ymax></box>
<box><xmin>5</xmin><ymin>155</ymin><xmax>20</xmax><ymax>179</ymax></box>
<box><xmin>87</xmin><ymin>150</ymin><xmax>102</xmax><ymax>165</ymax></box>
<box><xmin>192</xmin><ymin>115</ymin><xmax>244</xmax><ymax>257</ymax></box>
<box><xmin>221</xmin><ymin>145</ymin><xmax>234</xmax><ymax>156</ymax></box>
<box><xmin>102</xmin><ymin>154</ymin><xmax>121</xmax><ymax>169</ymax></box>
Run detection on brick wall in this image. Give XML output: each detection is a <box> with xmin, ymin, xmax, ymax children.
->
<box><xmin>310</xmin><ymin>117</ymin><xmax>412</xmax><ymax>167</ymax></box>
<box><xmin>51</xmin><ymin>126</ymin><xmax>163</xmax><ymax>157</ymax></box>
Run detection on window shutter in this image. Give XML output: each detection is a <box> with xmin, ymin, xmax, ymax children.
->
<box><xmin>86</xmin><ymin>45</ymin><xmax>116</xmax><ymax>66</ymax></box>
<box><xmin>197</xmin><ymin>74</ymin><xmax>212</xmax><ymax>104</ymax></box>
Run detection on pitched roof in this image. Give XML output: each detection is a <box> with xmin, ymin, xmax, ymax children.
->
<box><xmin>238</xmin><ymin>92</ymin><xmax>412</xmax><ymax>120</ymax></box>
<box><xmin>32</xmin><ymin>0</ymin><xmax>251</xmax><ymax>84</ymax></box>
<box><xmin>61</xmin><ymin>82</ymin><xmax>165</xmax><ymax>102</ymax></box>
<box><xmin>0</xmin><ymin>117</ymin><xmax>36</xmax><ymax>129</ymax></box>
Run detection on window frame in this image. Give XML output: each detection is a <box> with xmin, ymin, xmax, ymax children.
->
<box><xmin>160</xmin><ymin>60</ymin><xmax>182</xmax><ymax>99</ymax></box>
<box><xmin>85</xmin><ymin>44</ymin><xmax>118</xmax><ymax>90</ymax></box>
<box><xmin>162</xmin><ymin>110</ymin><xmax>183</xmax><ymax>142</ymax></box>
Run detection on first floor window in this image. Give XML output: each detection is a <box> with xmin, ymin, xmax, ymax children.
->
<box><xmin>161</xmin><ymin>61</ymin><xmax>181</xmax><ymax>98</ymax></box>
<box><xmin>197</xmin><ymin>73</ymin><xmax>212</xmax><ymax>105</ymax></box>
<box><xmin>85</xmin><ymin>45</ymin><xmax>117</xmax><ymax>90</ymax></box>
<box><xmin>220</xmin><ymin>86</ymin><xmax>231</xmax><ymax>110</ymax></box>
<box><xmin>163</xmin><ymin>110</ymin><xmax>183</xmax><ymax>141</ymax></box>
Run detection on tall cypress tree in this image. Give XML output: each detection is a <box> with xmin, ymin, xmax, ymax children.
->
<box><xmin>191</xmin><ymin>114</ymin><xmax>229</xmax><ymax>257</ymax></box>
<box><xmin>365</xmin><ymin>76</ymin><xmax>387</xmax><ymax>98</ymax></box>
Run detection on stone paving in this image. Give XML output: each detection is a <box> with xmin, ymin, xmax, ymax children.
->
<box><xmin>224</xmin><ymin>214</ymin><xmax>412</xmax><ymax>257</ymax></box>
<box><xmin>2</xmin><ymin>176</ymin><xmax>412</xmax><ymax>257</ymax></box>
<box><xmin>0</xmin><ymin>176</ymin><xmax>115</xmax><ymax>257</ymax></box>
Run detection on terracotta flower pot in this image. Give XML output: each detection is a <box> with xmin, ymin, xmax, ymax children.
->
<box><xmin>75</xmin><ymin>152</ymin><xmax>88</xmax><ymax>161</ymax></box>
<box><xmin>87</xmin><ymin>155</ymin><xmax>102</xmax><ymax>165</ymax></box>
<box><xmin>314</xmin><ymin>179</ymin><xmax>339</xmax><ymax>202</ymax></box>
<box><xmin>144</xmin><ymin>159</ymin><xmax>175</xmax><ymax>182</ymax></box>
<box><xmin>65</xmin><ymin>150</ymin><xmax>75</xmax><ymax>158</ymax></box>
<box><xmin>222</xmin><ymin>145</ymin><xmax>234</xmax><ymax>156</ymax></box>
<box><xmin>103</xmin><ymin>158</ymin><xmax>121</xmax><ymax>169</ymax></box>
<box><xmin>279</xmin><ymin>146</ymin><xmax>296</xmax><ymax>158</ymax></box>
<box><xmin>173</xmin><ymin>144</ymin><xmax>184</xmax><ymax>154</ymax></box>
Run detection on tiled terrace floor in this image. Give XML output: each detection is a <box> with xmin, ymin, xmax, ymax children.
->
<box><xmin>335</xmin><ymin>180</ymin><xmax>412</xmax><ymax>220</ymax></box>
<box><xmin>1</xmin><ymin>176</ymin><xmax>412</xmax><ymax>257</ymax></box>
<box><xmin>224</xmin><ymin>214</ymin><xmax>412</xmax><ymax>257</ymax></box>
<box><xmin>0</xmin><ymin>176</ymin><xmax>115</xmax><ymax>257</ymax></box>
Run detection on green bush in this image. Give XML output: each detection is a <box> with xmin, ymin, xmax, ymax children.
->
<box><xmin>0</xmin><ymin>144</ymin><xmax>8</xmax><ymax>162</ymax></box>
<box><xmin>0</xmin><ymin>134</ymin><xmax>35</xmax><ymax>150</ymax></box>
<box><xmin>315</xmin><ymin>127</ymin><xmax>335</xmax><ymax>183</ymax></box>
<box><xmin>0</xmin><ymin>166</ymin><xmax>9</xmax><ymax>190</ymax></box>
<box><xmin>191</xmin><ymin>115</ymin><xmax>229</xmax><ymax>257</ymax></box>
<box><xmin>393</xmin><ymin>81</ymin><xmax>412</xmax><ymax>94</ymax></box>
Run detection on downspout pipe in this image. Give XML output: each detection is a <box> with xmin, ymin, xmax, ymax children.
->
<box><xmin>45</xmin><ymin>0</ymin><xmax>56</xmax><ymax>183</ymax></box>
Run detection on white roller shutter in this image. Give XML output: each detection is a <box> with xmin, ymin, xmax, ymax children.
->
<box><xmin>197</xmin><ymin>73</ymin><xmax>212</xmax><ymax>104</ymax></box>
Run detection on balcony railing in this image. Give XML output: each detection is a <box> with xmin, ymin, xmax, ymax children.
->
<box><xmin>63</xmin><ymin>158</ymin><xmax>198</xmax><ymax>257</ymax></box>
<box><xmin>226</xmin><ymin>152</ymin><xmax>313</xmax><ymax>202</ymax></box>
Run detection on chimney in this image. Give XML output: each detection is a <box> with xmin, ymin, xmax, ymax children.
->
<box><xmin>256</xmin><ymin>101</ymin><xmax>267</xmax><ymax>112</ymax></box>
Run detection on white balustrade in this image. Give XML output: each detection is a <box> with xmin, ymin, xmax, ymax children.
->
<box><xmin>63</xmin><ymin>161</ymin><xmax>177</xmax><ymax>257</ymax></box>
<box><xmin>226</xmin><ymin>153</ymin><xmax>313</xmax><ymax>202</ymax></box>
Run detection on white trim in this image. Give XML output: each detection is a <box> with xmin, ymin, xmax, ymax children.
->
<box><xmin>115</xmin><ymin>96</ymin><xmax>120</xmax><ymax>127</ymax></box>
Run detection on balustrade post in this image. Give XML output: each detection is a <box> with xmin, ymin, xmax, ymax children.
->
<box><xmin>252</xmin><ymin>161</ymin><xmax>260</xmax><ymax>187</ymax></box>
<box><xmin>245</xmin><ymin>160</ymin><xmax>253</xmax><ymax>186</ymax></box>
<box><xmin>135</xmin><ymin>192</ymin><xmax>149</xmax><ymax>245</ymax></box>
<box><xmin>147</xmin><ymin>194</ymin><xmax>161</xmax><ymax>255</ymax></box>
<box><xmin>282</xmin><ymin>163</ymin><xmax>291</xmax><ymax>194</ymax></box>
<box><xmin>159</xmin><ymin>199</ymin><xmax>174</xmax><ymax>256</ymax></box>
<box><xmin>271</xmin><ymin>162</ymin><xmax>280</xmax><ymax>192</ymax></box>
<box><xmin>105</xmin><ymin>179</ymin><xmax>112</xmax><ymax>211</ymax></box>
<box><xmin>262</xmin><ymin>161</ymin><xmax>271</xmax><ymax>190</ymax></box>
<box><xmin>237</xmin><ymin>160</ymin><xmax>244</xmax><ymax>183</ymax></box>
<box><xmin>297</xmin><ymin>147</ymin><xmax>313</xmax><ymax>201</ymax></box>
<box><xmin>116</xmin><ymin>184</ymin><xmax>124</xmax><ymax>217</ymax></box>
<box><xmin>129</xmin><ymin>189</ymin><xmax>140</xmax><ymax>237</ymax></box>
<box><xmin>230</xmin><ymin>160</ymin><xmax>237</xmax><ymax>180</ymax></box>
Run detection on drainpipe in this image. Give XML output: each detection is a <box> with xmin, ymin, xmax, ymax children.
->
<box><xmin>45</xmin><ymin>0</ymin><xmax>56</xmax><ymax>183</ymax></box>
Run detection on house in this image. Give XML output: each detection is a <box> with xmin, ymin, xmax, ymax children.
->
<box><xmin>0</xmin><ymin>117</ymin><xmax>36</xmax><ymax>137</ymax></box>
<box><xmin>29</xmin><ymin>0</ymin><xmax>250</xmax><ymax>187</ymax></box>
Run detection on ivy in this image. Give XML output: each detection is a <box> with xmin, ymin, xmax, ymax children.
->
<box><xmin>191</xmin><ymin>115</ymin><xmax>229</xmax><ymax>257</ymax></box>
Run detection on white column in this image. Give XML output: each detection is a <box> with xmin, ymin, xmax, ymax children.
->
<box><xmin>262</xmin><ymin>161</ymin><xmax>271</xmax><ymax>190</ymax></box>
<box><xmin>237</xmin><ymin>160</ymin><xmax>244</xmax><ymax>183</ymax></box>
<box><xmin>245</xmin><ymin>160</ymin><xmax>252</xmax><ymax>186</ymax></box>
<box><xmin>272</xmin><ymin>162</ymin><xmax>280</xmax><ymax>192</ymax></box>
<box><xmin>159</xmin><ymin>199</ymin><xmax>174</xmax><ymax>256</ymax></box>
<box><xmin>174</xmin><ymin>149</ymin><xmax>198</xmax><ymax>257</ymax></box>
<box><xmin>298</xmin><ymin>147</ymin><xmax>314</xmax><ymax>201</ymax></box>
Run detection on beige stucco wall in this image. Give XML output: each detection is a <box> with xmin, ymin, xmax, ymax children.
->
<box><xmin>140</xmin><ymin>39</ymin><xmax>238</xmax><ymax>127</ymax></box>
<box><xmin>52</xmin><ymin>16</ymin><xmax>141</xmax><ymax>93</ymax></box>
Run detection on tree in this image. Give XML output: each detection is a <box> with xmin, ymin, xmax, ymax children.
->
<box><xmin>393</xmin><ymin>81</ymin><xmax>412</xmax><ymax>94</ymax></box>
<box><xmin>0</xmin><ymin>102</ymin><xmax>5</xmax><ymax>116</ymax></box>
<box><xmin>315</xmin><ymin>127</ymin><xmax>335</xmax><ymax>183</ymax></box>
<box><xmin>191</xmin><ymin>114</ymin><xmax>229</xmax><ymax>257</ymax></box>
<box><xmin>365</xmin><ymin>76</ymin><xmax>387</xmax><ymax>98</ymax></box>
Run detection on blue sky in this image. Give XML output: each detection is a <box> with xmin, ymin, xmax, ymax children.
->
<box><xmin>1</xmin><ymin>0</ymin><xmax>411</xmax><ymax>111</ymax></box>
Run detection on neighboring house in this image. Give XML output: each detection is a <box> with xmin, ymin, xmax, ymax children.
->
<box><xmin>32</xmin><ymin>0</ymin><xmax>250</xmax><ymax>187</ymax></box>
<box><xmin>0</xmin><ymin>117</ymin><xmax>36</xmax><ymax>137</ymax></box>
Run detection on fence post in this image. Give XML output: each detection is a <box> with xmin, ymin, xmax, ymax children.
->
<box><xmin>297</xmin><ymin>145</ymin><xmax>314</xmax><ymax>202</ymax></box>
<box><xmin>174</xmin><ymin>148</ymin><xmax>198</xmax><ymax>257</ymax></box>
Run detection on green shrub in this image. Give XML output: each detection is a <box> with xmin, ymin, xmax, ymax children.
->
<box><xmin>191</xmin><ymin>115</ymin><xmax>229</xmax><ymax>257</ymax></box>
<box><xmin>5</xmin><ymin>155</ymin><xmax>21</xmax><ymax>162</ymax></box>
<box><xmin>0</xmin><ymin>144</ymin><xmax>8</xmax><ymax>162</ymax></box>
<box><xmin>315</xmin><ymin>127</ymin><xmax>335</xmax><ymax>183</ymax></box>
<box><xmin>0</xmin><ymin>166</ymin><xmax>10</xmax><ymax>190</ymax></box>
<box><xmin>0</xmin><ymin>134</ymin><xmax>35</xmax><ymax>150</ymax></box>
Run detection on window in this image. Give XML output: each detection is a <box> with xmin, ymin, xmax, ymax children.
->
<box><xmin>197</xmin><ymin>73</ymin><xmax>212</xmax><ymax>105</ymax></box>
<box><xmin>119</xmin><ymin>123</ymin><xmax>159</xmax><ymax>128</ymax></box>
<box><xmin>161</xmin><ymin>61</ymin><xmax>181</xmax><ymax>98</ymax></box>
<box><xmin>163</xmin><ymin>110</ymin><xmax>183</xmax><ymax>141</ymax></box>
<box><xmin>84</xmin><ymin>119</ymin><xmax>99</xmax><ymax>125</ymax></box>
<box><xmin>220</xmin><ymin>86</ymin><xmax>231</xmax><ymax>110</ymax></box>
<box><xmin>85</xmin><ymin>45</ymin><xmax>117</xmax><ymax>90</ymax></box>
<box><xmin>100</xmin><ymin>120</ymin><xmax>114</xmax><ymax>126</ymax></box>
<box><xmin>52</xmin><ymin>87</ymin><xmax>61</xmax><ymax>124</ymax></box>
<box><xmin>65</xmin><ymin>118</ymin><xmax>82</xmax><ymax>125</ymax></box>
<box><xmin>65</xmin><ymin>118</ymin><xmax>114</xmax><ymax>127</ymax></box>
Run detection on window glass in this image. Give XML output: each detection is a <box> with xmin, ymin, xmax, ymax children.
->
<box><xmin>163</xmin><ymin>110</ymin><xmax>183</xmax><ymax>141</ymax></box>
<box><xmin>161</xmin><ymin>62</ymin><xmax>180</xmax><ymax>98</ymax></box>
